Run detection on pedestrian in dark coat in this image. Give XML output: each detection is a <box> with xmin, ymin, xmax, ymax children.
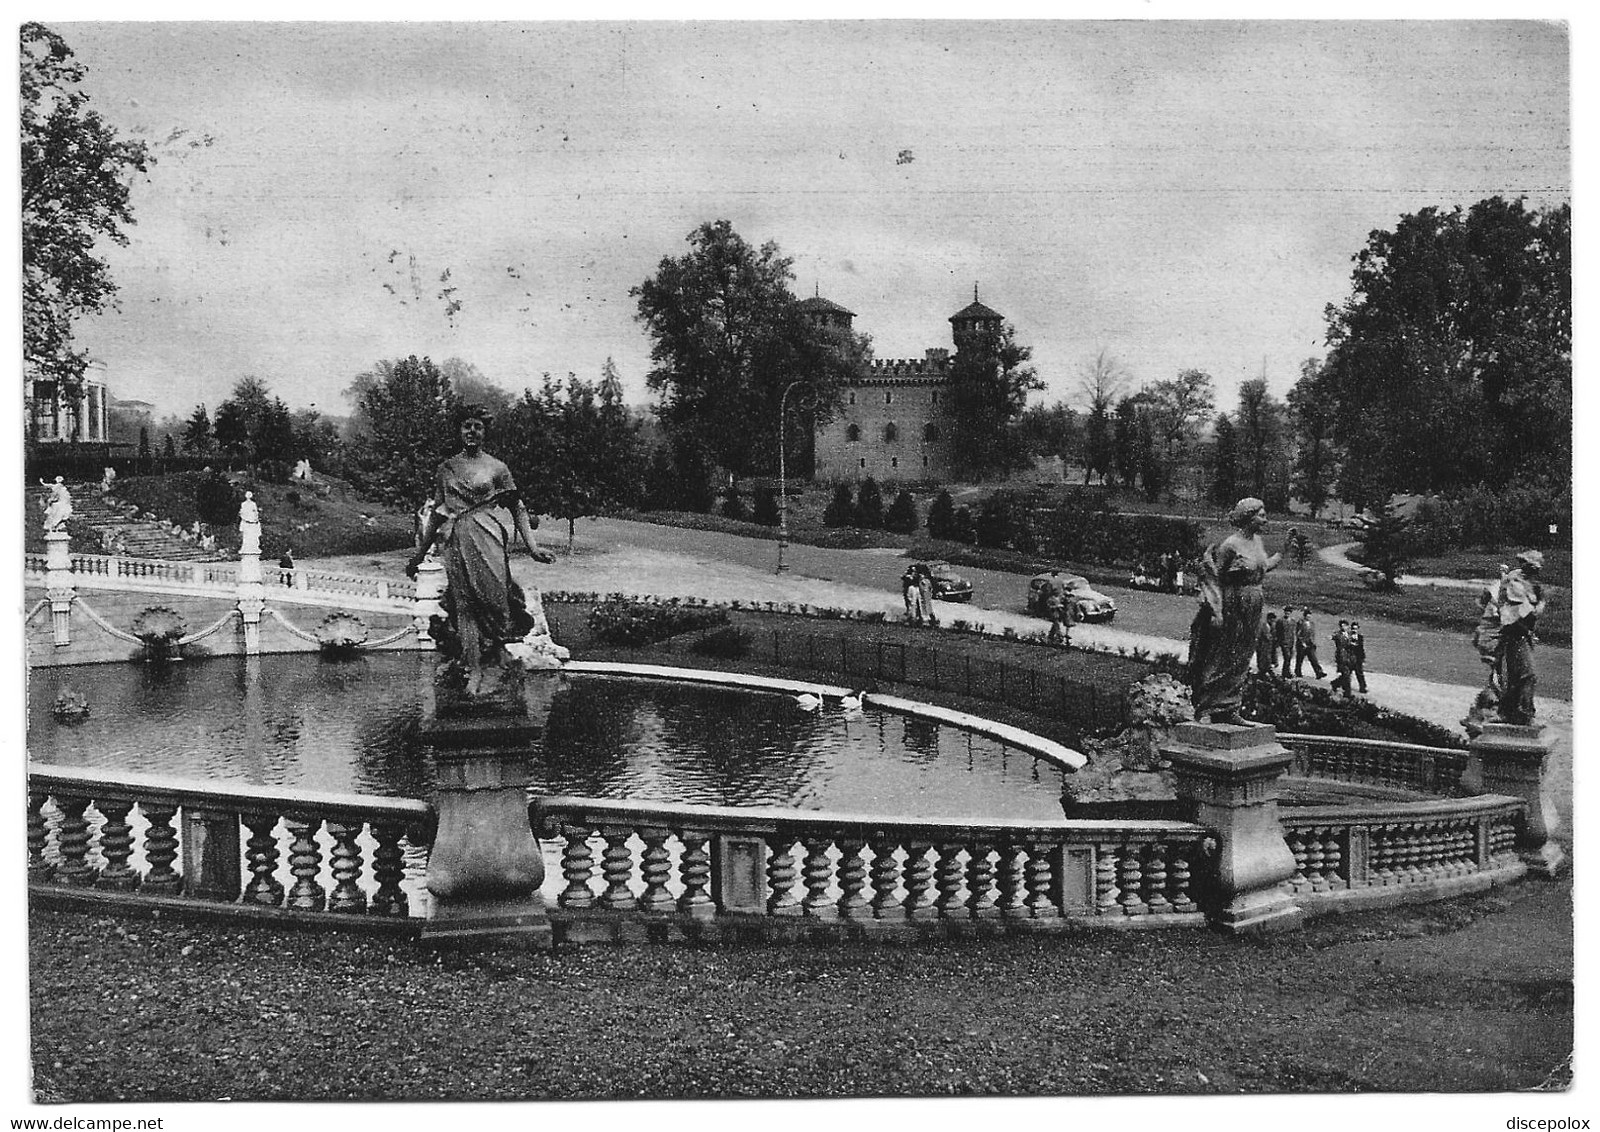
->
<box><xmin>1256</xmin><ymin>612</ymin><xmax>1279</xmax><ymax>675</ymax></box>
<box><xmin>1331</xmin><ymin>620</ymin><xmax>1353</xmax><ymax>698</ymax></box>
<box><xmin>1349</xmin><ymin>620</ymin><xmax>1368</xmax><ymax>694</ymax></box>
<box><xmin>1273</xmin><ymin>605</ymin><xmax>1294</xmax><ymax>676</ymax></box>
<box><xmin>1294</xmin><ymin>607</ymin><xmax>1326</xmax><ymax>678</ymax></box>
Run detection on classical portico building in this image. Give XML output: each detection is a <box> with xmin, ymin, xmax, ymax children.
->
<box><xmin>27</xmin><ymin>362</ymin><xmax>111</xmax><ymax>444</ymax></box>
<box><xmin>810</xmin><ymin>289</ymin><xmax>1005</xmax><ymax>483</ymax></box>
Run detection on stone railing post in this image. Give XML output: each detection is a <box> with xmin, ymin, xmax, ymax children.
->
<box><xmin>236</xmin><ymin>505</ymin><xmax>264</xmax><ymax>655</ymax></box>
<box><xmin>412</xmin><ymin>557</ymin><xmax>445</xmax><ymax>647</ymax></box>
<box><xmin>45</xmin><ymin>530</ymin><xmax>75</xmax><ymax>646</ymax></box>
<box><xmin>1464</xmin><ymin>722</ymin><xmax>1565</xmax><ymax>877</ymax></box>
<box><xmin>1163</xmin><ymin>721</ymin><xmax>1303</xmax><ymax>934</ymax></box>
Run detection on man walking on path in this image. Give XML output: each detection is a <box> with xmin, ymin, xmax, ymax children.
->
<box><xmin>1274</xmin><ymin>604</ymin><xmax>1294</xmax><ymax>676</ymax></box>
<box><xmin>1257</xmin><ymin>611</ymin><xmax>1279</xmax><ymax>675</ymax></box>
<box><xmin>1349</xmin><ymin>620</ymin><xmax>1368</xmax><ymax>694</ymax></box>
<box><xmin>916</xmin><ymin>563</ymin><xmax>937</xmax><ymax>628</ymax></box>
<box><xmin>1043</xmin><ymin>569</ymin><xmax>1069</xmax><ymax>647</ymax></box>
<box><xmin>901</xmin><ymin>563</ymin><xmax>922</xmax><ymax>625</ymax></box>
<box><xmin>1295</xmin><ymin>607</ymin><xmax>1327</xmax><ymax>679</ymax></box>
<box><xmin>1331</xmin><ymin>620</ymin><xmax>1354</xmax><ymax>698</ymax></box>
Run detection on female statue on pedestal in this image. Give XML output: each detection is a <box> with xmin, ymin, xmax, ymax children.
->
<box><xmin>407</xmin><ymin>406</ymin><xmax>556</xmax><ymax>697</ymax></box>
<box><xmin>1187</xmin><ymin>498</ymin><xmax>1295</xmax><ymax>724</ymax></box>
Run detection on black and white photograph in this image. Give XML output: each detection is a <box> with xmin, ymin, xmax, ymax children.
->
<box><xmin>10</xmin><ymin>9</ymin><xmax>1580</xmax><ymax>1125</ymax></box>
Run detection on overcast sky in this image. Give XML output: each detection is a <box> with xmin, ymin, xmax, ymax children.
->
<box><xmin>54</xmin><ymin>20</ymin><xmax>1569</xmax><ymax>422</ymax></box>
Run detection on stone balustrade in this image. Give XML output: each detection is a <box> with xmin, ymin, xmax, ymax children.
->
<box><xmin>533</xmin><ymin>796</ymin><xmax>1212</xmax><ymax>941</ymax></box>
<box><xmin>1279</xmin><ymin>796</ymin><xmax>1525</xmax><ymax>913</ymax></box>
<box><xmin>28</xmin><ymin>765</ymin><xmax>430</xmax><ymax>929</ymax></box>
<box><xmin>1279</xmin><ymin>733</ymin><xmax>1470</xmax><ymax>796</ymax></box>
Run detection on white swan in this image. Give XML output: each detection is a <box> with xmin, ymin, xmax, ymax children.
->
<box><xmin>794</xmin><ymin>693</ymin><xmax>823</xmax><ymax>711</ymax></box>
<box><xmin>840</xmin><ymin>690</ymin><xmax>865</xmax><ymax>713</ymax></box>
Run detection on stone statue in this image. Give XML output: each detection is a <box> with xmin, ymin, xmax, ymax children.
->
<box><xmin>408</xmin><ymin>406</ymin><xmax>558</xmax><ymax>697</ymax></box>
<box><xmin>100</xmin><ymin>466</ymin><xmax>117</xmax><ymax>494</ymax></box>
<box><xmin>293</xmin><ymin>458</ymin><xmax>313</xmax><ymax>481</ymax></box>
<box><xmin>40</xmin><ymin>477</ymin><xmax>73</xmax><ymax>533</ymax></box>
<box><xmin>238</xmin><ymin>491</ymin><xmax>262</xmax><ymax>556</ymax></box>
<box><xmin>1187</xmin><ymin>498</ymin><xmax>1293</xmax><ymax>724</ymax></box>
<box><xmin>1496</xmin><ymin>549</ymin><xmax>1546</xmax><ymax>725</ymax></box>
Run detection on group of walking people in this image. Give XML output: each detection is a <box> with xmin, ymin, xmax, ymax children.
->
<box><xmin>900</xmin><ymin>562</ymin><xmax>938</xmax><ymax>627</ymax></box>
<box><xmin>1254</xmin><ymin>605</ymin><xmax>1367</xmax><ymax>696</ymax></box>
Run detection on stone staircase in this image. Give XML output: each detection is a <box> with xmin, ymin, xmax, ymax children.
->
<box><xmin>28</xmin><ymin>482</ymin><xmax>230</xmax><ymax>562</ymax></box>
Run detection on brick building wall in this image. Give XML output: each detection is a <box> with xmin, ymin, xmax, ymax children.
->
<box><xmin>814</xmin><ymin>358</ymin><xmax>955</xmax><ymax>483</ymax></box>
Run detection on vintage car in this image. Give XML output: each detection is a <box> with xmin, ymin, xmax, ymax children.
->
<box><xmin>902</xmin><ymin>561</ymin><xmax>973</xmax><ymax>603</ymax></box>
<box><xmin>1026</xmin><ymin>572</ymin><xmax>1117</xmax><ymax>623</ymax></box>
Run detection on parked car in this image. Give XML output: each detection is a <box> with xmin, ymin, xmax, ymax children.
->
<box><xmin>922</xmin><ymin>561</ymin><xmax>973</xmax><ymax>603</ymax></box>
<box><xmin>1027</xmin><ymin>572</ymin><xmax>1117</xmax><ymax>623</ymax></box>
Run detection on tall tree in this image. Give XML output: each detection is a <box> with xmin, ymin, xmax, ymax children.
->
<box><xmin>1015</xmin><ymin>401</ymin><xmax>1080</xmax><ymax>464</ymax></box>
<box><xmin>181</xmin><ymin>405</ymin><xmax>212</xmax><ymax>455</ymax></box>
<box><xmin>21</xmin><ymin>24</ymin><xmax>152</xmax><ymax>403</ymax></box>
<box><xmin>1078</xmin><ymin>347</ymin><xmax>1128</xmax><ymax>484</ymax></box>
<box><xmin>1320</xmin><ymin>196</ymin><xmax>1570</xmax><ymax>500</ymax></box>
<box><xmin>1234</xmin><ymin>376</ymin><xmax>1290</xmax><ymax>509</ymax></box>
<box><xmin>633</xmin><ymin>220</ymin><xmax>870</xmax><ymax>478</ymax></box>
<box><xmin>1287</xmin><ymin>357</ymin><xmax>1338</xmax><ymax>518</ymax></box>
<box><xmin>946</xmin><ymin>321</ymin><xmax>1044</xmax><ymax>479</ymax></box>
<box><xmin>1209</xmin><ymin>413</ymin><xmax>1239</xmax><ymax>506</ymax></box>
<box><xmin>1142</xmin><ymin>369</ymin><xmax>1216</xmax><ymax>465</ymax></box>
<box><xmin>344</xmin><ymin>356</ymin><xmax>461</xmax><ymax>504</ymax></box>
<box><xmin>1112</xmin><ymin>396</ymin><xmax>1141</xmax><ymax>488</ymax></box>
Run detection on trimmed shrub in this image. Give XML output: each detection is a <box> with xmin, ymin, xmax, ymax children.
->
<box><xmin>885</xmin><ymin>490</ymin><xmax>919</xmax><ymax>534</ymax></box>
<box><xmin>926</xmin><ymin>489</ymin><xmax>956</xmax><ymax>539</ymax></box>
<box><xmin>823</xmin><ymin>484</ymin><xmax>857</xmax><ymax>528</ymax></box>
<box><xmin>856</xmin><ymin>477</ymin><xmax>885</xmax><ymax>529</ymax></box>
<box><xmin>193</xmin><ymin>472</ymin><xmax>240</xmax><ymax>528</ymax></box>
<box><xmin>751</xmin><ymin>485</ymin><xmax>780</xmax><ymax>527</ymax></box>
<box><xmin>689</xmin><ymin>625</ymin><xmax>752</xmax><ymax>660</ymax></box>
<box><xmin>586</xmin><ymin>600</ymin><xmax>729</xmax><ymax>647</ymax></box>
<box><xmin>721</xmin><ymin>482</ymin><xmax>747</xmax><ymax>521</ymax></box>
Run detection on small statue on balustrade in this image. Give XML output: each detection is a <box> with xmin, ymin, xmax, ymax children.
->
<box><xmin>40</xmin><ymin>477</ymin><xmax>73</xmax><ymax>533</ymax></box>
<box><xmin>238</xmin><ymin>491</ymin><xmax>262</xmax><ymax>556</ymax></box>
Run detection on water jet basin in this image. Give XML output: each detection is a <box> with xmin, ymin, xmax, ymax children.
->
<box><xmin>28</xmin><ymin>653</ymin><xmax>1080</xmax><ymax>821</ymax></box>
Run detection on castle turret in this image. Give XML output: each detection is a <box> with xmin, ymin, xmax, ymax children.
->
<box><xmin>796</xmin><ymin>290</ymin><xmax>856</xmax><ymax>333</ymax></box>
<box><xmin>949</xmin><ymin>284</ymin><xmax>1004</xmax><ymax>355</ymax></box>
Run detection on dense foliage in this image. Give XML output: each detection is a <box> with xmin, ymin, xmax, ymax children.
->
<box><xmin>585</xmin><ymin>600</ymin><xmax>729</xmax><ymax>647</ymax></box>
<box><xmin>22</xmin><ymin>23</ymin><xmax>151</xmax><ymax>402</ymax></box>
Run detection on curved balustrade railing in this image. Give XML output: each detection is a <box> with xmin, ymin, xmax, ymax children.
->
<box><xmin>1279</xmin><ymin>734</ymin><xmax>1470</xmax><ymax>797</ymax></box>
<box><xmin>1280</xmin><ymin>795</ymin><xmax>1524</xmax><ymax>910</ymax></box>
<box><xmin>534</xmin><ymin>796</ymin><xmax>1211</xmax><ymax>936</ymax></box>
<box><xmin>27</xmin><ymin>765</ymin><xmax>430</xmax><ymax>927</ymax></box>
<box><xmin>25</xmin><ymin>551</ymin><xmax>417</xmax><ymax>611</ymax></box>
<box><xmin>26</xmin><ymin>760</ymin><xmax>1533</xmax><ymax>939</ymax></box>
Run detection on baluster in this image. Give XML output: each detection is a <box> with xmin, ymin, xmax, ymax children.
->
<box><xmin>1321</xmin><ymin>830</ymin><xmax>1343</xmax><ymax>889</ymax></box>
<box><xmin>1094</xmin><ymin>844</ymin><xmax>1120</xmax><ymax>915</ymax></box>
<box><xmin>326</xmin><ymin>820</ymin><xmax>367</xmax><ymax>913</ymax></box>
<box><xmin>965</xmin><ymin>842</ymin><xmax>999</xmax><ymax>919</ymax></box>
<box><xmin>677</xmin><ymin>830</ymin><xmax>713</xmax><ymax>920</ymax></box>
<box><xmin>1371</xmin><ymin>828</ymin><xmax>1395</xmax><ymax>885</ymax></box>
<box><xmin>241</xmin><ymin>813</ymin><xmax>285</xmax><ymax>906</ymax></box>
<box><xmin>765</xmin><ymin>835</ymin><xmax>802</xmax><ymax>917</ymax></box>
<box><xmin>800</xmin><ymin>837</ymin><xmax>838</xmax><ymax>920</ymax></box>
<box><xmin>1025</xmin><ymin>841</ymin><xmax>1059</xmax><ymax>918</ymax></box>
<box><xmin>868</xmin><ymin>836</ymin><xmax>905</xmax><ymax>920</ymax></box>
<box><xmin>559</xmin><ymin>825</ymin><xmax>597</xmax><ymax>909</ymax></box>
<box><xmin>141</xmin><ymin>803</ymin><xmax>181</xmax><ymax>895</ymax></box>
<box><xmin>996</xmin><ymin>843</ymin><xmax>1029</xmax><ymax>918</ymax></box>
<box><xmin>1169</xmin><ymin>843</ymin><xmax>1198</xmax><ymax>913</ymax></box>
<box><xmin>597</xmin><ymin>825</ymin><xmax>637</xmax><ymax>911</ymax></box>
<box><xmin>1286</xmin><ymin>830</ymin><xmax>1309</xmax><ymax>891</ymax></box>
<box><xmin>95</xmin><ymin>799</ymin><xmax>139</xmax><ymax>891</ymax></box>
<box><xmin>27</xmin><ymin>793</ymin><xmax>53</xmax><ymax>882</ymax></box>
<box><xmin>902</xmin><ymin>842</ymin><xmax>938</xmax><ymax>921</ymax></box>
<box><xmin>836</xmin><ymin>838</ymin><xmax>872</xmax><ymax>921</ymax></box>
<box><xmin>1305</xmin><ymin>830</ymin><xmax>1328</xmax><ymax>892</ymax></box>
<box><xmin>370</xmin><ymin>820</ymin><xmax>408</xmax><ymax>917</ymax></box>
<box><xmin>1118</xmin><ymin>843</ymin><xmax>1147</xmax><ymax>916</ymax></box>
<box><xmin>1142</xmin><ymin>841</ymin><xmax>1171</xmax><ymax>913</ymax></box>
<box><xmin>638</xmin><ymin>827</ymin><xmax>676</xmax><ymax>914</ymax></box>
<box><xmin>284</xmin><ymin>817</ymin><xmax>327</xmax><ymax>911</ymax></box>
<box><xmin>933</xmin><ymin>843</ymin><xmax>966</xmax><ymax>918</ymax></box>
<box><xmin>1402</xmin><ymin>828</ymin><xmax>1424</xmax><ymax>882</ymax></box>
<box><xmin>53</xmin><ymin>795</ymin><xmax>95</xmax><ymax>887</ymax></box>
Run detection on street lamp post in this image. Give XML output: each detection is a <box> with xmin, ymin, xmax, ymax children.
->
<box><xmin>777</xmin><ymin>380</ymin><xmax>807</xmax><ymax>574</ymax></box>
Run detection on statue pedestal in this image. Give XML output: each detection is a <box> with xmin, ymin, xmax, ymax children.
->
<box><xmin>1464</xmin><ymin>722</ymin><xmax>1565</xmax><ymax>877</ymax></box>
<box><xmin>1163</xmin><ymin>721</ymin><xmax>1303</xmax><ymax>935</ymax></box>
<box><xmin>44</xmin><ymin>530</ymin><xmax>74</xmax><ymax>646</ymax></box>
<box><xmin>419</xmin><ymin>671</ymin><xmax>557</xmax><ymax>948</ymax></box>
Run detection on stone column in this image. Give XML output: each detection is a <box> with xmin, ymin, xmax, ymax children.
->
<box><xmin>412</xmin><ymin>557</ymin><xmax>445</xmax><ymax>646</ymax></box>
<box><xmin>1465</xmin><ymin>722</ymin><xmax>1565</xmax><ymax>877</ymax></box>
<box><xmin>236</xmin><ymin>543</ymin><xmax>263</xmax><ymax>655</ymax></box>
<box><xmin>45</xmin><ymin>529</ymin><xmax>74</xmax><ymax>646</ymax></box>
<box><xmin>1163</xmin><ymin>721</ymin><xmax>1303</xmax><ymax>934</ymax></box>
<box><xmin>419</xmin><ymin>669</ymin><xmax>557</xmax><ymax>948</ymax></box>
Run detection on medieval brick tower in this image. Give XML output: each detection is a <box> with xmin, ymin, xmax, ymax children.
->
<box><xmin>811</xmin><ymin>287</ymin><xmax>1005</xmax><ymax>483</ymax></box>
